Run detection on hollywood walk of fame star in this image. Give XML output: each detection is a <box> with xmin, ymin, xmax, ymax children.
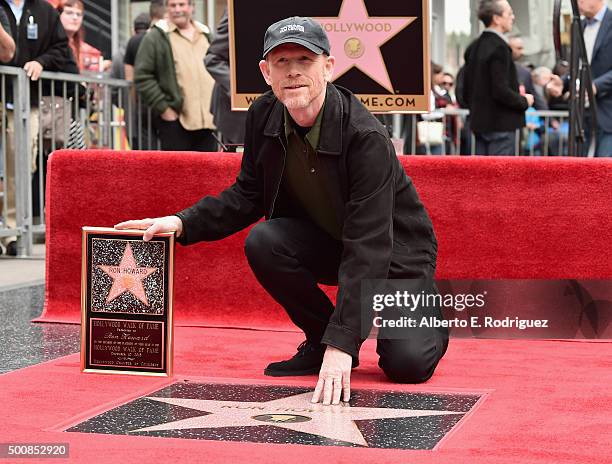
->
<box><xmin>98</xmin><ymin>242</ymin><xmax>158</xmax><ymax>306</ymax></box>
<box><xmin>315</xmin><ymin>0</ymin><xmax>416</xmax><ymax>93</ymax></box>
<box><xmin>130</xmin><ymin>392</ymin><xmax>463</xmax><ymax>446</ymax></box>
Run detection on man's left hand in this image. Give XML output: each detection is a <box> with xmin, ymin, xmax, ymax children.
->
<box><xmin>311</xmin><ymin>345</ymin><xmax>352</xmax><ymax>405</ymax></box>
<box><xmin>24</xmin><ymin>61</ymin><xmax>43</xmax><ymax>81</ymax></box>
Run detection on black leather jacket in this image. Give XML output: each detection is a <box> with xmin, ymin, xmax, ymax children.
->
<box><xmin>176</xmin><ymin>83</ymin><xmax>437</xmax><ymax>357</ymax></box>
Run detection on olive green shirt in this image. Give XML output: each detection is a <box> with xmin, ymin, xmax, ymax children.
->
<box><xmin>282</xmin><ymin>104</ymin><xmax>342</xmax><ymax>240</ymax></box>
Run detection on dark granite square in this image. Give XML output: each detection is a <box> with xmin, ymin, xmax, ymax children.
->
<box><xmin>67</xmin><ymin>382</ymin><xmax>482</xmax><ymax>449</ymax></box>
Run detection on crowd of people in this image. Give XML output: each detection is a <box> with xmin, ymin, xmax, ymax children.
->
<box><xmin>423</xmin><ymin>0</ymin><xmax>611</xmax><ymax>158</ymax></box>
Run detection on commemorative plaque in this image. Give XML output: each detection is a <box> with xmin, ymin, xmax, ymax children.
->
<box><xmin>81</xmin><ymin>227</ymin><xmax>174</xmax><ymax>376</ymax></box>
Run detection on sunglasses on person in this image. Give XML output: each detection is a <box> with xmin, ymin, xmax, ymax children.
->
<box><xmin>442</xmin><ymin>81</ymin><xmax>454</xmax><ymax>87</ymax></box>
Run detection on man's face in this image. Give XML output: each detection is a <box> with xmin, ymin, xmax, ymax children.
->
<box><xmin>442</xmin><ymin>76</ymin><xmax>454</xmax><ymax>91</ymax></box>
<box><xmin>509</xmin><ymin>37</ymin><xmax>524</xmax><ymax>61</ymax></box>
<box><xmin>166</xmin><ymin>0</ymin><xmax>193</xmax><ymax>28</ymax></box>
<box><xmin>432</xmin><ymin>71</ymin><xmax>444</xmax><ymax>86</ymax></box>
<box><xmin>259</xmin><ymin>44</ymin><xmax>335</xmax><ymax>111</ymax></box>
<box><xmin>493</xmin><ymin>1</ymin><xmax>515</xmax><ymax>34</ymax></box>
<box><xmin>578</xmin><ymin>0</ymin><xmax>605</xmax><ymax>18</ymax></box>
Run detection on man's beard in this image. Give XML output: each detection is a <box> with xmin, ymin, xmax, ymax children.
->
<box><xmin>282</xmin><ymin>94</ymin><xmax>312</xmax><ymax>109</ymax></box>
<box><xmin>280</xmin><ymin>81</ymin><xmax>325</xmax><ymax>110</ymax></box>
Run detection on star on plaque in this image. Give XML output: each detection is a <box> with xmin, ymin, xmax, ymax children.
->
<box><xmin>98</xmin><ymin>242</ymin><xmax>158</xmax><ymax>306</ymax></box>
<box><xmin>315</xmin><ymin>0</ymin><xmax>416</xmax><ymax>93</ymax></box>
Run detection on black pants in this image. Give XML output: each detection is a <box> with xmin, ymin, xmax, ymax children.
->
<box><xmin>158</xmin><ymin>120</ymin><xmax>217</xmax><ymax>152</ymax></box>
<box><xmin>244</xmin><ymin>218</ymin><xmax>449</xmax><ymax>384</ymax></box>
<box><xmin>474</xmin><ymin>130</ymin><xmax>517</xmax><ymax>156</ymax></box>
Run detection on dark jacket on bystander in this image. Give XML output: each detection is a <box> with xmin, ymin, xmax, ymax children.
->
<box><xmin>463</xmin><ymin>31</ymin><xmax>529</xmax><ymax>133</ymax></box>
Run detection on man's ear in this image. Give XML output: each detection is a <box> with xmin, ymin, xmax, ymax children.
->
<box><xmin>259</xmin><ymin>59</ymin><xmax>272</xmax><ymax>86</ymax></box>
<box><xmin>324</xmin><ymin>55</ymin><xmax>336</xmax><ymax>82</ymax></box>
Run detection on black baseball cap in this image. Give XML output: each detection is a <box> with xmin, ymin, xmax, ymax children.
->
<box><xmin>262</xmin><ymin>16</ymin><xmax>330</xmax><ymax>58</ymax></box>
<box><xmin>133</xmin><ymin>12</ymin><xmax>150</xmax><ymax>32</ymax></box>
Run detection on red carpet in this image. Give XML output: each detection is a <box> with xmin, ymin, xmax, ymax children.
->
<box><xmin>20</xmin><ymin>151</ymin><xmax>610</xmax><ymax>461</ymax></box>
<box><xmin>38</xmin><ymin>152</ymin><xmax>612</xmax><ymax>327</ymax></box>
<box><xmin>1</xmin><ymin>329</ymin><xmax>610</xmax><ymax>463</ymax></box>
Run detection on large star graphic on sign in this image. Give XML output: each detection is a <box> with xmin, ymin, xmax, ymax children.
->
<box><xmin>130</xmin><ymin>393</ymin><xmax>463</xmax><ymax>446</ymax></box>
<box><xmin>315</xmin><ymin>0</ymin><xmax>416</xmax><ymax>93</ymax></box>
<box><xmin>98</xmin><ymin>242</ymin><xmax>157</xmax><ymax>306</ymax></box>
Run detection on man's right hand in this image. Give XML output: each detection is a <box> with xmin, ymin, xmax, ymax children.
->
<box><xmin>525</xmin><ymin>93</ymin><xmax>535</xmax><ymax>107</ymax></box>
<box><xmin>114</xmin><ymin>216</ymin><xmax>183</xmax><ymax>242</ymax></box>
<box><xmin>160</xmin><ymin>107</ymin><xmax>179</xmax><ymax>121</ymax></box>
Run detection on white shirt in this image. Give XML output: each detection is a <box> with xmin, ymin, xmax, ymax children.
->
<box><xmin>584</xmin><ymin>5</ymin><xmax>607</xmax><ymax>63</ymax></box>
<box><xmin>7</xmin><ymin>0</ymin><xmax>25</xmax><ymax>25</ymax></box>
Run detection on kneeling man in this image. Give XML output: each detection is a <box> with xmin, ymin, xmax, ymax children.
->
<box><xmin>117</xmin><ymin>16</ymin><xmax>448</xmax><ymax>405</ymax></box>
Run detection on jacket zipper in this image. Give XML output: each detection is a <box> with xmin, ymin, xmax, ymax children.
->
<box><xmin>269</xmin><ymin>136</ymin><xmax>287</xmax><ymax>218</ymax></box>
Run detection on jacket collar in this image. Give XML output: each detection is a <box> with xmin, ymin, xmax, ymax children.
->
<box><xmin>154</xmin><ymin>18</ymin><xmax>210</xmax><ymax>35</ymax></box>
<box><xmin>483</xmin><ymin>28</ymin><xmax>509</xmax><ymax>44</ymax></box>
<box><xmin>263</xmin><ymin>83</ymin><xmax>343</xmax><ymax>155</ymax></box>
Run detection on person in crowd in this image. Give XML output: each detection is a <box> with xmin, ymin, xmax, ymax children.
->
<box><xmin>436</xmin><ymin>71</ymin><xmax>462</xmax><ymax>153</ymax></box>
<box><xmin>531</xmin><ymin>66</ymin><xmax>563</xmax><ymax>103</ymax></box>
<box><xmin>134</xmin><ymin>0</ymin><xmax>216</xmax><ymax>152</ymax></box>
<box><xmin>106</xmin><ymin>13</ymin><xmax>150</xmax><ymax>150</ymax></box>
<box><xmin>440</xmin><ymin>73</ymin><xmax>456</xmax><ymax>105</ymax></box>
<box><xmin>578</xmin><ymin>0</ymin><xmax>612</xmax><ymax>157</ymax></box>
<box><xmin>124</xmin><ymin>1</ymin><xmax>165</xmax><ymax>84</ymax></box>
<box><xmin>204</xmin><ymin>9</ymin><xmax>246</xmax><ymax>151</ymax></box>
<box><xmin>431</xmin><ymin>62</ymin><xmax>445</xmax><ymax>104</ymax></box>
<box><xmin>0</xmin><ymin>0</ymin><xmax>75</xmax><ymax>255</ymax></box>
<box><xmin>57</xmin><ymin>0</ymin><xmax>109</xmax><ymax>73</ymax></box>
<box><xmin>415</xmin><ymin>62</ymin><xmax>445</xmax><ymax>155</ymax></box>
<box><xmin>508</xmin><ymin>35</ymin><xmax>547</xmax><ymax>110</ymax></box>
<box><xmin>530</xmin><ymin>66</ymin><xmax>568</xmax><ymax>156</ymax></box>
<box><xmin>124</xmin><ymin>1</ymin><xmax>165</xmax><ymax>150</ymax></box>
<box><xmin>463</xmin><ymin>0</ymin><xmax>534</xmax><ymax>155</ymax></box>
<box><xmin>0</xmin><ymin>6</ymin><xmax>14</xmax><ymax>62</ymax></box>
<box><xmin>117</xmin><ymin>16</ymin><xmax>447</xmax><ymax>404</ymax></box>
<box><xmin>0</xmin><ymin>7</ymin><xmax>15</xmax><ymax>226</ymax></box>
<box><xmin>111</xmin><ymin>13</ymin><xmax>150</xmax><ymax>81</ymax></box>
<box><xmin>454</xmin><ymin>64</ymin><xmax>474</xmax><ymax>154</ymax></box>
<box><xmin>548</xmin><ymin>60</ymin><xmax>570</xmax><ymax>111</ymax></box>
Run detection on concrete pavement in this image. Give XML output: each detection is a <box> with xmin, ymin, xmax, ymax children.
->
<box><xmin>0</xmin><ymin>244</ymin><xmax>45</xmax><ymax>289</ymax></box>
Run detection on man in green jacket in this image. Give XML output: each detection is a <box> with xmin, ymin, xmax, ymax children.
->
<box><xmin>134</xmin><ymin>0</ymin><xmax>216</xmax><ymax>151</ymax></box>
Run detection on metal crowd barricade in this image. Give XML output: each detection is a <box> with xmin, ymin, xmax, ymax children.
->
<box><xmin>1</xmin><ymin>66</ymin><xmax>160</xmax><ymax>257</ymax></box>
<box><xmin>0</xmin><ymin>65</ymin><xmax>32</xmax><ymax>257</ymax></box>
<box><xmin>522</xmin><ymin>110</ymin><xmax>571</xmax><ymax>157</ymax></box>
<box><xmin>30</xmin><ymin>70</ymin><xmax>133</xmax><ymax>245</ymax></box>
<box><xmin>397</xmin><ymin>108</ymin><xmax>570</xmax><ymax>156</ymax></box>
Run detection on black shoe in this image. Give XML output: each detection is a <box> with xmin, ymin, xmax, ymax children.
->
<box><xmin>264</xmin><ymin>341</ymin><xmax>359</xmax><ymax>377</ymax></box>
<box><xmin>6</xmin><ymin>241</ymin><xmax>17</xmax><ymax>256</ymax></box>
<box><xmin>264</xmin><ymin>341</ymin><xmax>326</xmax><ymax>377</ymax></box>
